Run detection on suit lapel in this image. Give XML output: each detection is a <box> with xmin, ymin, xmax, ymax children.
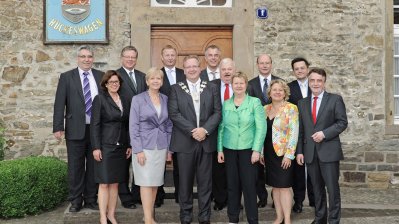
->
<box><xmin>72</xmin><ymin>68</ymin><xmax>85</xmax><ymax>102</ymax></box>
<box><xmin>162</xmin><ymin>67</ymin><xmax>171</xmax><ymax>88</ymax></box>
<box><xmin>105</xmin><ymin>92</ymin><xmax>121</xmax><ymax>112</ymax></box>
<box><xmin>121</xmin><ymin>68</ymin><xmax>137</xmax><ymax>94</ymax></box>
<box><xmin>316</xmin><ymin>92</ymin><xmax>329</xmax><ymax>124</ymax></box>
<box><xmin>135</xmin><ymin>72</ymin><xmax>143</xmax><ymax>93</ymax></box>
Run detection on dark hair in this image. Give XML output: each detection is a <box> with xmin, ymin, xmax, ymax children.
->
<box><xmin>291</xmin><ymin>57</ymin><xmax>310</xmax><ymax>70</ymax></box>
<box><xmin>308</xmin><ymin>68</ymin><xmax>327</xmax><ymax>81</ymax></box>
<box><xmin>120</xmin><ymin>46</ymin><xmax>138</xmax><ymax>58</ymax></box>
<box><xmin>100</xmin><ymin>70</ymin><xmax>123</xmax><ymax>92</ymax></box>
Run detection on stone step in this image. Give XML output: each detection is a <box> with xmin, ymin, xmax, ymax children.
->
<box><xmin>63</xmin><ymin>199</ymin><xmax>399</xmax><ymax>224</ymax></box>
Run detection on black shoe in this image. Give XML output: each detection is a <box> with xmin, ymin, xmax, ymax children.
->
<box><xmin>107</xmin><ymin>218</ymin><xmax>112</xmax><ymax>224</ymax></box>
<box><xmin>293</xmin><ymin>202</ymin><xmax>303</xmax><ymax>213</ymax></box>
<box><xmin>311</xmin><ymin>221</ymin><xmax>316</xmax><ymax>224</ymax></box>
<box><xmin>122</xmin><ymin>203</ymin><xmax>137</xmax><ymax>209</ymax></box>
<box><xmin>181</xmin><ymin>222</ymin><xmax>191</xmax><ymax>224</ymax></box>
<box><xmin>199</xmin><ymin>221</ymin><xmax>210</xmax><ymax>224</ymax></box>
<box><xmin>69</xmin><ymin>203</ymin><xmax>82</xmax><ymax>212</ymax></box>
<box><xmin>84</xmin><ymin>202</ymin><xmax>99</xmax><ymax>210</ymax></box>
<box><xmin>154</xmin><ymin>200</ymin><xmax>162</xmax><ymax>208</ymax></box>
<box><xmin>257</xmin><ymin>199</ymin><xmax>267</xmax><ymax>208</ymax></box>
<box><xmin>213</xmin><ymin>202</ymin><xmax>226</xmax><ymax>211</ymax></box>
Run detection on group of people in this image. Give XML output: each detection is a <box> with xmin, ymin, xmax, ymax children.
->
<box><xmin>53</xmin><ymin>44</ymin><xmax>348</xmax><ymax>224</ymax></box>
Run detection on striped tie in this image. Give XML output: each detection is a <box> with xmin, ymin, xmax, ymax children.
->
<box><xmin>83</xmin><ymin>72</ymin><xmax>92</xmax><ymax>117</ymax></box>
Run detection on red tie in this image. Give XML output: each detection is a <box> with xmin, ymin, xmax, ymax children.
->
<box><xmin>312</xmin><ymin>96</ymin><xmax>318</xmax><ymax>124</ymax></box>
<box><xmin>224</xmin><ymin>83</ymin><xmax>230</xmax><ymax>101</ymax></box>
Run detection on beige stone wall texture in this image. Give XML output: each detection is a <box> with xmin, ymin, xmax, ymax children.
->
<box><xmin>0</xmin><ymin>0</ymin><xmax>398</xmax><ymax>188</ymax></box>
<box><xmin>0</xmin><ymin>0</ymin><xmax>131</xmax><ymax>159</ymax></box>
<box><xmin>253</xmin><ymin>0</ymin><xmax>398</xmax><ymax>188</ymax></box>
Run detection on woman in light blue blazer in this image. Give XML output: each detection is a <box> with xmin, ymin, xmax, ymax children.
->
<box><xmin>130</xmin><ymin>67</ymin><xmax>173</xmax><ymax>224</ymax></box>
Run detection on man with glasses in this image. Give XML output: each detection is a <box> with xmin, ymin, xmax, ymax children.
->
<box><xmin>168</xmin><ymin>55</ymin><xmax>221</xmax><ymax>224</ymax></box>
<box><xmin>116</xmin><ymin>46</ymin><xmax>147</xmax><ymax>209</ymax></box>
<box><xmin>248</xmin><ymin>54</ymin><xmax>282</xmax><ymax>208</ymax></box>
<box><xmin>53</xmin><ymin>45</ymin><xmax>103</xmax><ymax>212</ymax></box>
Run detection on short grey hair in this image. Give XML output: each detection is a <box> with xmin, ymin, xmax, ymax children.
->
<box><xmin>77</xmin><ymin>45</ymin><xmax>94</xmax><ymax>57</ymax></box>
<box><xmin>219</xmin><ymin>58</ymin><xmax>235</xmax><ymax>69</ymax></box>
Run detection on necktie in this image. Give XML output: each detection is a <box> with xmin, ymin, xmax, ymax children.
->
<box><xmin>192</xmin><ymin>84</ymin><xmax>198</xmax><ymax>93</ymax></box>
<box><xmin>224</xmin><ymin>83</ymin><xmax>230</xmax><ymax>101</ymax></box>
<box><xmin>83</xmin><ymin>72</ymin><xmax>92</xmax><ymax>117</ymax></box>
<box><xmin>129</xmin><ymin>71</ymin><xmax>137</xmax><ymax>91</ymax></box>
<box><xmin>168</xmin><ymin>69</ymin><xmax>175</xmax><ymax>85</ymax></box>
<box><xmin>262</xmin><ymin>78</ymin><xmax>268</xmax><ymax>102</ymax></box>
<box><xmin>312</xmin><ymin>96</ymin><xmax>318</xmax><ymax>124</ymax></box>
<box><xmin>210</xmin><ymin>72</ymin><xmax>216</xmax><ymax>81</ymax></box>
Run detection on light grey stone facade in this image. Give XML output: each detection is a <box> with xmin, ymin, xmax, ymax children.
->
<box><xmin>0</xmin><ymin>0</ymin><xmax>398</xmax><ymax>188</ymax></box>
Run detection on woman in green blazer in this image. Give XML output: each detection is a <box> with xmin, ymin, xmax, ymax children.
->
<box><xmin>217</xmin><ymin>72</ymin><xmax>266</xmax><ymax>224</ymax></box>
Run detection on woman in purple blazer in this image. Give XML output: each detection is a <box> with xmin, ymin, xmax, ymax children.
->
<box><xmin>130</xmin><ymin>67</ymin><xmax>173</xmax><ymax>224</ymax></box>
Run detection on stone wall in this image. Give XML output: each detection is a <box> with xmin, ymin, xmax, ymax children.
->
<box><xmin>254</xmin><ymin>0</ymin><xmax>399</xmax><ymax>188</ymax></box>
<box><xmin>0</xmin><ymin>0</ymin><xmax>398</xmax><ymax>188</ymax></box>
<box><xmin>0</xmin><ymin>0</ymin><xmax>131</xmax><ymax>159</ymax></box>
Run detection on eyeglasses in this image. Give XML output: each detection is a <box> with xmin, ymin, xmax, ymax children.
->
<box><xmin>184</xmin><ymin>65</ymin><xmax>199</xmax><ymax>69</ymax></box>
<box><xmin>122</xmin><ymin>56</ymin><xmax>137</xmax><ymax>60</ymax></box>
<box><xmin>78</xmin><ymin>55</ymin><xmax>93</xmax><ymax>59</ymax></box>
<box><xmin>108</xmin><ymin>81</ymin><xmax>120</xmax><ymax>85</ymax></box>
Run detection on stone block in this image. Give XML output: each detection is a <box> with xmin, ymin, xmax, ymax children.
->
<box><xmin>368</xmin><ymin>182</ymin><xmax>389</xmax><ymax>189</ymax></box>
<box><xmin>13</xmin><ymin>121</ymin><xmax>29</xmax><ymax>130</ymax></box>
<box><xmin>374</xmin><ymin>114</ymin><xmax>384</xmax><ymax>120</ymax></box>
<box><xmin>367</xmin><ymin>172</ymin><xmax>391</xmax><ymax>182</ymax></box>
<box><xmin>364</xmin><ymin>152</ymin><xmax>384</xmax><ymax>162</ymax></box>
<box><xmin>36</xmin><ymin>50</ymin><xmax>50</xmax><ymax>62</ymax></box>
<box><xmin>358</xmin><ymin>164</ymin><xmax>376</xmax><ymax>171</ymax></box>
<box><xmin>341</xmin><ymin>163</ymin><xmax>357</xmax><ymax>171</ymax></box>
<box><xmin>386</xmin><ymin>154</ymin><xmax>399</xmax><ymax>163</ymax></box>
<box><xmin>377</xmin><ymin>165</ymin><xmax>399</xmax><ymax>172</ymax></box>
<box><xmin>344</xmin><ymin>156</ymin><xmax>362</xmax><ymax>163</ymax></box>
<box><xmin>2</xmin><ymin>66</ymin><xmax>29</xmax><ymax>83</ymax></box>
<box><xmin>343</xmin><ymin>172</ymin><xmax>366</xmax><ymax>183</ymax></box>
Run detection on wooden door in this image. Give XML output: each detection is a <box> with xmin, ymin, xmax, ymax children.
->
<box><xmin>151</xmin><ymin>26</ymin><xmax>233</xmax><ymax>69</ymax></box>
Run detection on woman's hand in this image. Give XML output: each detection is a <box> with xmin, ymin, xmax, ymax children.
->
<box><xmin>217</xmin><ymin>152</ymin><xmax>225</xmax><ymax>163</ymax></box>
<box><xmin>137</xmin><ymin>152</ymin><xmax>146</xmax><ymax>166</ymax></box>
<box><xmin>281</xmin><ymin>157</ymin><xmax>292</xmax><ymax>169</ymax></box>
<box><xmin>251</xmin><ymin>151</ymin><xmax>260</xmax><ymax>164</ymax></box>
<box><xmin>93</xmin><ymin>149</ymin><xmax>102</xmax><ymax>162</ymax></box>
<box><xmin>126</xmin><ymin>148</ymin><xmax>132</xmax><ymax>159</ymax></box>
<box><xmin>166</xmin><ymin>152</ymin><xmax>172</xmax><ymax>162</ymax></box>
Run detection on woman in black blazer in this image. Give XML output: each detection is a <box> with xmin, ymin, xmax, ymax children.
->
<box><xmin>91</xmin><ymin>70</ymin><xmax>132</xmax><ymax>224</ymax></box>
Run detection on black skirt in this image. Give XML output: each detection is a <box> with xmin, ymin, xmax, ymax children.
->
<box><xmin>264</xmin><ymin>117</ymin><xmax>294</xmax><ymax>188</ymax></box>
<box><xmin>94</xmin><ymin>144</ymin><xmax>128</xmax><ymax>184</ymax></box>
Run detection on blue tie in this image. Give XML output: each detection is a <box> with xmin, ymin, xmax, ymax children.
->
<box><xmin>83</xmin><ymin>72</ymin><xmax>92</xmax><ymax>117</ymax></box>
<box><xmin>262</xmin><ymin>78</ymin><xmax>268</xmax><ymax>103</ymax></box>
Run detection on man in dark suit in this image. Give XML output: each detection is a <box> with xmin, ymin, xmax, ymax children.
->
<box><xmin>296</xmin><ymin>68</ymin><xmax>348</xmax><ymax>224</ymax></box>
<box><xmin>287</xmin><ymin>57</ymin><xmax>315</xmax><ymax>213</ymax></box>
<box><xmin>159</xmin><ymin>45</ymin><xmax>185</xmax><ymax>205</ymax></box>
<box><xmin>247</xmin><ymin>54</ymin><xmax>282</xmax><ymax>208</ymax></box>
<box><xmin>210</xmin><ymin>58</ymin><xmax>234</xmax><ymax>211</ymax></box>
<box><xmin>168</xmin><ymin>55</ymin><xmax>222</xmax><ymax>224</ymax></box>
<box><xmin>116</xmin><ymin>46</ymin><xmax>147</xmax><ymax>209</ymax></box>
<box><xmin>53</xmin><ymin>45</ymin><xmax>103</xmax><ymax>212</ymax></box>
<box><xmin>200</xmin><ymin>45</ymin><xmax>221</xmax><ymax>82</ymax></box>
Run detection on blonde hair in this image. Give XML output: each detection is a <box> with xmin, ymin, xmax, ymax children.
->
<box><xmin>145</xmin><ymin>67</ymin><xmax>164</xmax><ymax>81</ymax></box>
<box><xmin>231</xmin><ymin>71</ymin><xmax>248</xmax><ymax>85</ymax></box>
<box><xmin>267</xmin><ymin>79</ymin><xmax>290</xmax><ymax>101</ymax></box>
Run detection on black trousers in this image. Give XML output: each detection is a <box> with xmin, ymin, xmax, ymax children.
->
<box><xmin>172</xmin><ymin>152</ymin><xmax>179</xmax><ymax>201</ymax></box>
<box><xmin>225</xmin><ymin>149</ymin><xmax>258</xmax><ymax>224</ymax></box>
<box><xmin>177</xmin><ymin>145</ymin><xmax>212</xmax><ymax>223</ymax></box>
<box><xmin>292</xmin><ymin>161</ymin><xmax>315</xmax><ymax>204</ymax></box>
<box><xmin>307</xmin><ymin>152</ymin><xmax>341</xmax><ymax>224</ymax></box>
<box><xmin>212</xmin><ymin>151</ymin><xmax>227</xmax><ymax>205</ymax></box>
<box><xmin>256</xmin><ymin>162</ymin><xmax>268</xmax><ymax>202</ymax></box>
<box><xmin>65</xmin><ymin>125</ymin><xmax>97</xmax><ymax>205</ymax></box>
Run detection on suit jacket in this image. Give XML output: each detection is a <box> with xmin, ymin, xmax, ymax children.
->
<box><xmin>288</xmin><ymin>80</ymin><xmax>311</xmax><ymax>105</ymax></box>
<box><xmin>168</xmin><ymin>80</ymin><xmax>222</xmax><ymax>153</ymax></box>
<box><xmin>217</xmin><ymin>95</ymin><xmax>266</xmax><ymax>153</ymax></box>
<box><xmin>200</xmin><ymin>69</ymin><xmax>210</xmax><ymax>82</ymax></box>
<box><xmin>90</xmin><ymin>92</ymin><xmax>130</xmax><ymax>149</ymax></box>
<box><xmin>129</xmin><ymin>91</ymin><xmax>173</xmax><ymax>153</ymax></box>
<box><xmin>297</xmin><ymin>92</ymin><xmax>348</xmax><ymax>163</ymax></box>
<box><xmin>53</xmin><ymin>68</ymin><xmax>103</xmax><ymax>140</ymax></box>
<box><xmin>264</xmin><ymin>102</ymin><xmax>299</xmax><ymax>159</ymax></box>
<box><xmin>116</xmin><ymin>67</ymin><xmax>147</xmax><ymax>103</ymax></box>
<box><xmin>160</xmin><ymin>67</ymin><xmax>185</xmax><ymax>96</ymax></box>
<box><xmin>247</xmin><ymin>74</ymin><xmax>282</xmax><ymax>106</ymax></box>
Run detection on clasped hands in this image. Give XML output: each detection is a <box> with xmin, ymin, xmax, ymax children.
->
<box><xmin>191</xmin><ymin>127</ymin><xmax>207</xmax><ymax>142</ymax></box>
